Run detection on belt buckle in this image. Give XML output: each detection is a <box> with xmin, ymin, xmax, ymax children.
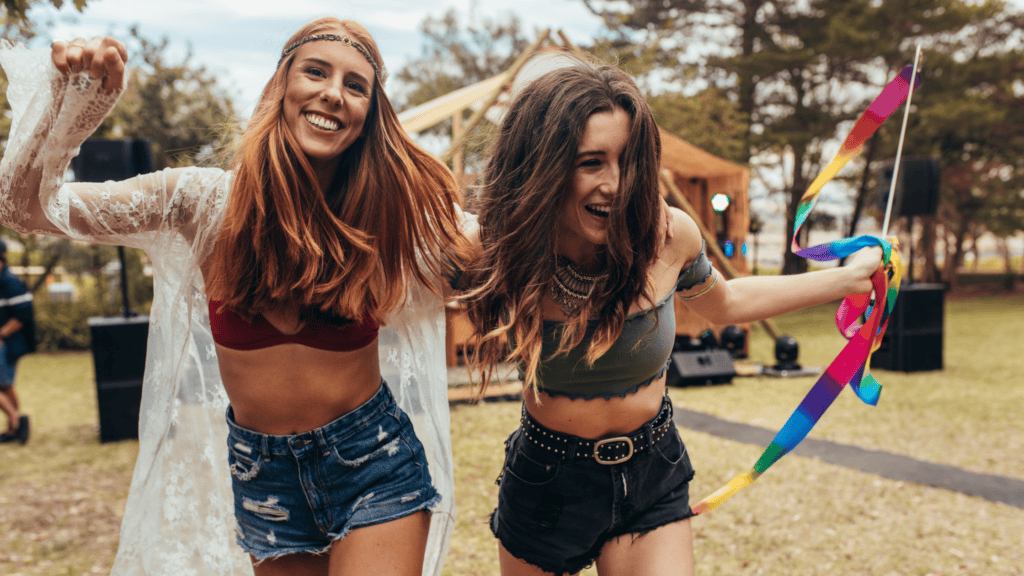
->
<box><xmin>593</xmin><ymin>436</ymin><xmax>634</xmax><ymax>465</ymax></box>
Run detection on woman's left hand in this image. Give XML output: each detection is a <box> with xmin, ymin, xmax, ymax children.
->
<box><xmin>844</xmin><ymin>246</ymin><xmax>885</xmax><ymax>295</ymax></box>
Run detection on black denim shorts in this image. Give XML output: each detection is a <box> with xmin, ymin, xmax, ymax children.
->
<box><xmin>490</xmin><ymin>396</ymin><xmax>696</xmax><ymax>575</ymax></box>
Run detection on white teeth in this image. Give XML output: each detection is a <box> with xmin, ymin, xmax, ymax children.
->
<box><xmin>585</xmin><ymin>205</ymin><xmax>610</xmax><ymax>217</ymax></box>
<box><xmin>304</xmin><ymin>113</ymin><xmax>340</xmax><ymax>131</ymax></box>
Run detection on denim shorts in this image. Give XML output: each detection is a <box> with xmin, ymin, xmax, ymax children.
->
<box><xmin>0</xmin><ymin>345</ymin><xmax>16</xmax><ymax>387</ymax></box>
<box><xmin>490</xmin><ymin>396</ymin><xmax>695</xmax><ymax>575</ymax></box>
<box><xmin>226</xmin><ymin>381</ymin><xmax>441</xmax><ymax>561</ymax></box>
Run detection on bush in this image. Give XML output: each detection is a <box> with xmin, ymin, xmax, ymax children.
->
<box><xmin>33</xmin><ymin>299</ymin><xmax>109</xmax><ymax>351</ymax></box>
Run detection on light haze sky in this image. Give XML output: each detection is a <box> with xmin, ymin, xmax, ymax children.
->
<box><xmin>30</xmin><ymin>0</ymin><xmax>608</xmax><ymax>117</ymax></box>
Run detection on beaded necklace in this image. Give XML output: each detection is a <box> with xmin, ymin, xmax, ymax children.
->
<box><xmin>549</xmin><ymin>256</ymin><xmax>607</xmax><ymax>316</ymax></box>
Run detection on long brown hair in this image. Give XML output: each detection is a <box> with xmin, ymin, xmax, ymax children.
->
<box><xmin>461</xmin><ymin>58</ymin><xmax>662</xmax><ymax>393</ymax></box>
<box><xmin>206</xmin><ymin>18</ymin><xmax>466</xmax><ymax>324</ymax></box>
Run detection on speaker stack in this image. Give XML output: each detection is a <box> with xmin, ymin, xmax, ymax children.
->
<box><xmin>74</xmin><ymin>139</ymin><xmax>154</xmax><ymax>442</ymax></box>
<box><xmin>877</xmin><ymin>157</ymin><xmax>941</xmax><ymax>218</ymax></box>
<box><xmin>871</xmin><ymin>283</ymin><xmax>944</xmax><ymax>372</ymax></box>
<box><xmin>88</xmin><ymin>316</ymin><xmax>148</xmax><ymax>442</ymax></box>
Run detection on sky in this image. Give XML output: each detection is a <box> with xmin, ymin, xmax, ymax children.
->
<box><xmin>30</xmin><ymin>0</ymin><xmax>608</xmax><ymax>117</ymax></box>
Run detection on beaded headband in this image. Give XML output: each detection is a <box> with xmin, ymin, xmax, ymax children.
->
<box><xmin>278</xmin><ymin>33</ymin><xmax>383</xmax><ymax>83</ymax></box>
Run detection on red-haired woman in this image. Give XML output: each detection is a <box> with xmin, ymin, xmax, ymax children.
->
<box><xmin>459</xmin><ymin>57</ymin><xmax>883</xmax><ymax>576</ymax></box>
<box><xmin>0</xmin><ymin>18</ymin><xmax>464</xmax><ymax>576</ymax></box>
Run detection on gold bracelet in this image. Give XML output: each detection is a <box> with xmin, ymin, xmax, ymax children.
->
<box><xmin>680</xmin><ymin>271</ymin><xmax>718</xmax><ymax>300</ymax></box>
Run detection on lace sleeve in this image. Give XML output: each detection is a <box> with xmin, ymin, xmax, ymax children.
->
<box><xmin>0</xmin><ymin>43</ymin><xmax>224</xmax><ymax>253</ymax></box>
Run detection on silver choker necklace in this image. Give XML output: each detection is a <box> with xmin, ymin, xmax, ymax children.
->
<box><xmin>550</xmin><ymin>256</ymin><xmax>607</xmax><ymax>316</ymax></box>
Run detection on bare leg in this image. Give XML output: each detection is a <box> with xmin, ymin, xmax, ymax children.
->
<box><xmin>328</xmin><ymin>510</ymin><xmax>431</xmax><ymax>576</ymax></box>
<box><xmin>594</xmin><ymin>518</ymin><xmax>695</xmax><ymax>576</ymax></box>
<box><xmin>0</xmin><ymin>388</ymin><xmax>17</xmax><ymax>434</ymax></box>
<box><xmin>251</xmin><ymin>553</ymin><xmax>329</xmax><ymax>576</ymax></box>
<box><xmin>498</xmin><ymin>541</ymin><xmax>580</xmax><ymax>576</ymax></box>
<box><xmin>0</xmin><ymin>385</ymin><xmax>19</xmax><ymax>411</ymax></box>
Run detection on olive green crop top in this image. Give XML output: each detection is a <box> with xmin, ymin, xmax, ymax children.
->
<box><xmin>519</xmin><ymin>242</ymin><xmax>714</xmax><ymax>400</ymax></box>
<box><xmin>522</xmin><ymin>291</ymin><xmax>676</xmax><ymax>399</ymax></box>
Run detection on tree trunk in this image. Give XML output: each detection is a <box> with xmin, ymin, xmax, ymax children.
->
<box><xmin>1001</xmin><ymin>237</ymin><xmax>1015</xmax><ymax>290</ymax></box>
<box><xmin>783</xmin><ymin>142</ymin><xmax>810</xmax><ymax>275</ymax></box>
<box><xmin>945</xmin><ymin>218</ymin><xmax>970</xmax><ymax>289</ymax></box>
<box><xmin>737</xmin><ymin>1</ymin><xmax>759</xmax><ymax>164</ymax></box>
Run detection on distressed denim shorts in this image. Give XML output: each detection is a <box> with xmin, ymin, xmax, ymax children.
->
<box><xmin>490</xmin><ymin>395</ymin><xmax>696</xmax><ymax>575</ymax></box>
<box><xmin>225</xmin><ymin>381</ymin><xmax>441</xmax><ymax>561</ymax></box>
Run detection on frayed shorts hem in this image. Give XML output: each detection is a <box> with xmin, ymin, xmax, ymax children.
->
<box><xmin>244</xmin><ymin>493</ymin><xmax>442</xmax><ymax>563</ymax></box>
<box><xmin>491</xmin><ymin>515</ymin><xmax>594</xmax><ymax>576</ymax></box>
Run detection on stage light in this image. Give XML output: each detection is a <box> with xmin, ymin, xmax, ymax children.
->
<box><xmin>720</xmin><ymin>325</ymin><xmax>747</xmax><ymax>359</ymax></box>
<box><xmin>773</xmin><ymin>335</ymin><xmax>801</xmax><ymax>371</ymax></box>
<box><xmin>711</xmin><ymin>193</ymin><xmax>731</xmax><ymax>212</ymax></box>
<box><xmin>698</xmin><ymin>330</ymin><xmax>718</xmax><ymax>350</ymax></box>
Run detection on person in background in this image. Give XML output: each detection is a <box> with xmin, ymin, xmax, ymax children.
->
<box><xmin>0</xmin><ymin>238</ymin><xmax>34</xmax><ymax>445</ymax></box>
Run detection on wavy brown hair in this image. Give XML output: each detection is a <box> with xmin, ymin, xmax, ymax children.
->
<box><xmin>461</xmin><ymin>58</ymin><xmax>662</xmax><ymax>394</ymax></box>
<box><xmin>205</xmin><ymin>18</ymin><xmax>467</xmax><ymax>324</ymax></box>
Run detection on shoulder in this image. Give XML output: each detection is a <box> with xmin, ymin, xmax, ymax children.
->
<box><xmin>663</xmin><ymin>206</ymin><xmax>704</xmax><ymax>271</ymax></box>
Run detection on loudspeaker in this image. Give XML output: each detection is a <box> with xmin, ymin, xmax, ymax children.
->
<box><xmin>871</xmin><ymin>283</ymin><xmax>944</xmax><ymax>372</ymax></box>
<box><xmin>665</xmin><ymin>350</ymin><xmax>736</xmax><ymax>387</ymax></box>
<box><xmin>72</xmin><ymin>138</ymin><xmax>155</xmax><ymax>182</ymax></box>
<box><xmin>878</xmin><ymin>157</ymin><xmax>941</xmax><ymax>217</ymax></box>
<box><xmin>88</xmin><ymin>315</ymin><xmax>149</xmax><ymax>442</ymax></box>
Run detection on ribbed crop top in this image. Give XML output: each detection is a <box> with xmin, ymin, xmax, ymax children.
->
<box><xmin>208</xmin><ymin>301</ymin><xmax>378</xmax><ymax>351</ymax></box>
<box><xmin>519</xmin><ymin>242</ymin><xmax>714</xmax><ymax>400</ymax></box>
<box><xmin>520</xmin><ymin>291</ymin><xmax>676</xmax><ymax>399</ymax></box>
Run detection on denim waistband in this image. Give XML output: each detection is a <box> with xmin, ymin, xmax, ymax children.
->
<box><xmin>225</xmin><ymin>379</ymin><xmax>393</xmax><ymax>458</ymax></box>
<box><xmin>520</xmin><ymin>395</ymin><xmax>674</xmax><ymax>465</ymax></box>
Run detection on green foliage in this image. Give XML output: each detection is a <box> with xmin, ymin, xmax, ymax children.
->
<box><xmin>96</xmin><ymin>26</ymin><xmax>240</xmax><ymax>168</ymax></box>
<box><xmin>584</xmin><ymin>0</ymin><xmax>1024</xmax><ymax>274</ymax></box>
<box><xmin>647</xmin><ymin>88</ymin><xmax>749</xmax><ymax>164</ymax></box>
<box><xmin>0</xmin><ymin>0</ymin><xmax>87</xmax><ymax>39</ymax></box>
<box><xmin>395</xmin><ymin>9</ymin><xmax>531</xmax><ymax>177</ymax></box>
<box><xmin>33</xmin><ymin>298</ymin><xmax>104</xmax><ymax>350</ymax></box>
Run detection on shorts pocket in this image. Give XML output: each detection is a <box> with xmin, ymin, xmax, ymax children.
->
<box><xmin>328</xmin><ymin>421</ymin><xmax>412</xmax><ymax>468</ymax></box>
<box><xmin>653</xmin><ymin>426</ymin><xmax>687</xmax><ymax>466</ymax></box>
<box><xmin>505</xmin><ymin>443</ymin><xmax>560</xmax><ymax>486</ymax></box>
<box><xmin>227</xmin><ymin>438</ymin><xmax>263</xmax><ymax>481</ymax></box>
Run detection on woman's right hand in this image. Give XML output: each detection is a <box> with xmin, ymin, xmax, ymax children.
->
<box><xmin>51</xmin><ymin>36</ymin><xmax>127</xmax><ymax>92</ymax></box>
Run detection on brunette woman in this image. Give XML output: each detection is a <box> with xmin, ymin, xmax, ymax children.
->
<box><xmin>460</xmin><ymin>57</ymin><xmax>884</xmax><ymax>576</ymax></box>
<box><xmin>0</xmin><ymin>17</ymin><xmax>465</xmax><ymax>576</ymax></box>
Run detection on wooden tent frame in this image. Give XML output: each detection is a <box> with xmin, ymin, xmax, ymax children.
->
<box><xmin>397</xmin><ymin>30</ymin><xmax>776</xmax><ymax>365</ymax></box>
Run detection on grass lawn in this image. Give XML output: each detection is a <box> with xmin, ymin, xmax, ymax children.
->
<box><xmin>2</xmin><ymin>296</ymin><xmax>1023</xmax><ymax>575</ymax></box>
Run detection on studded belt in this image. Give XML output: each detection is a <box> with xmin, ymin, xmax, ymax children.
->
<box><xmin>519</xmin><ymin>398</ymin><xmax>674</xmax><ymax>465</ymax></box>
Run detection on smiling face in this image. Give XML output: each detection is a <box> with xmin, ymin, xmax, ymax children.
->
<box><xmin>282</xmin><ymin>30</ymin><xmax>376</xmax><ymax>187</ymax></box>
<box><xmin>555</xmin><ymin>106</ymin><xmax>631</xmax><ymax>262</ymax></box>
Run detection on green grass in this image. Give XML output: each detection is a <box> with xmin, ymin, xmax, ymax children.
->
<box><xmin>2</xmin><ymin>297</ymin><xmax>1023</xmax><ymax>575</ymax></box>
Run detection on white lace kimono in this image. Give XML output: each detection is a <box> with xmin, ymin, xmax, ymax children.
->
<box><xmin>0</xmin><ymin>44</ymin><xmax>455</xmax><ymax>576</ymax></box>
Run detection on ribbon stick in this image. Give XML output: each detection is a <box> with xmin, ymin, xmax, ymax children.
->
<box><xmin>691</xmin><ymin>61</ymin><xmax>921</xmax><ymax>516</ymax></box>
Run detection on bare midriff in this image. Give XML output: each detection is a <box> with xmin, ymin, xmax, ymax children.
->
<box><xmin>216</xmin><ymin>340</ymin><xmax>381</xmax><ymax>436</ymax></box>
<box><xmin>524</xmin><ymin>374</ymin><xmax>667</xmax><ymax>439</ymax></box>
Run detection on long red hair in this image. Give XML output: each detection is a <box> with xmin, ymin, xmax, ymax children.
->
<box><xmin>206</xmin><ymin>18</ymin><xmax>466</xmax><ymax>324</ymax></box>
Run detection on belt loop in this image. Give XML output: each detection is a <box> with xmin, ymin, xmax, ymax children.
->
<box><xmin>261</xmin><ymin>435</ymin><xmax>272</xmax><ymax>461</ymax></box>
<box><xmin>565</xmin><ymin>439</ymin><xmax>578</xmax><ymax>467</ymax></box>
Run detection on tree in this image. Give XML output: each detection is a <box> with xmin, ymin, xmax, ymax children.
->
<box><xmin>95</xmin><ymin>26</ymin><xmax>239</xmax><ymax>168</ymax></box>
<box><xmin>1</xmin><ymin>0</ymin><xmax>86</xmax><ymax>39</ymax></box>
<box><xmin>647</xmin><ymin>88</ymin><xmax>748</xmax><ymax>164</ymax></box>
<box><xmin>395</xmin><ymin>8</ymin><xmax>531</xmax><ymax>179</ymax></box>
<box><xmin>583</xmin><ymin>0</ymin><xmax>1021</xmax><ymax>275</ymax></box>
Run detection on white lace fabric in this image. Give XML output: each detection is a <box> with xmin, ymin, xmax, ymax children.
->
<box><xmin>0</xmin><ymin>44</ymin><xmax>455</xmax><ymax>576</ymax></box>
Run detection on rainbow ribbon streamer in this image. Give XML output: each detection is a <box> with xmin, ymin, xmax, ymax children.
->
<box><xmin>691</xmin><ymin>65</ymin><xmax>920</xmax><ymax>515</ymax></box>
